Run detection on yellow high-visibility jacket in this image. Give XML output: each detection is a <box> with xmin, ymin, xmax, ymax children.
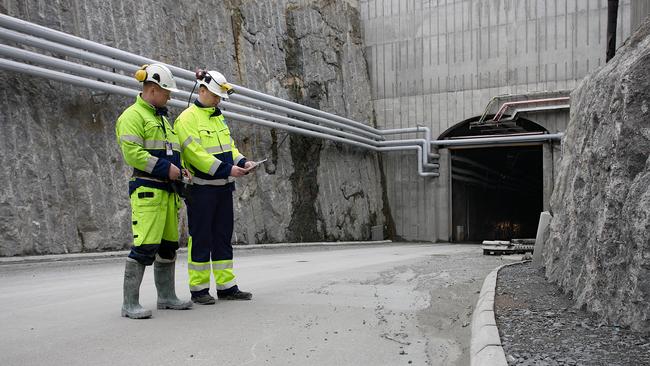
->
<box><xmin>174</xmin><ymin>102</ymin><xmax>247</xmax><ymax>186</ymax></box>
<box><xmin>115</xmin><ymin>95</ymin><xmax>181</xmax><ymax>194</ymax></box>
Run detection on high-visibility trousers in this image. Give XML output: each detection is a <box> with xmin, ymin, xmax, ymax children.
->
<box><xmin>186</xmin><ymin>184</ymin><xmax>236</xmax><ymax>296</ymax></box>
<box><xmin>128</xmin><ymin>186</ymin><xmax>180</xmax><ymax>265</ymax></box>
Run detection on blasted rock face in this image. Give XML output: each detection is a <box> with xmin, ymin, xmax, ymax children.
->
<box><xmin>0</xmin><ymin>0</ymin><xmax>384</xmax><ymax>255</ymax></box>
<box><xmin>544</xmin><ymin>17</ymin><xmax>650</xmax><ymax>332</ymax></box>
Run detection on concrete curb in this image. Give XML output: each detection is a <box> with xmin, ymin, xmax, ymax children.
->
<box><xmin>0</xmin><ymin>240</ymin><xmax>393</xmax><ymax>265</ymax></box>
<box><xmin>470</xmin><ymin>261</ymin><xmax>526</xmax><ymax>366</ymax></box>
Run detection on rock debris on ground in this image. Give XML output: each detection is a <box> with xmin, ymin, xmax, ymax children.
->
<box><xmin>495</xmin><ymin>262</ymin><xmax>650</xmax><ymax>366</ymax></box>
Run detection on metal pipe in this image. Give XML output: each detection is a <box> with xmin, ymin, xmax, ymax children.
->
<box><xmin>0</xmin><ymin>56</ymin><xmax>141</xmax><ymax>99</ymax></box>
<box><xmin>206</xmin><ymin>102</ymin><xmax>440</xmax><ymax>169</ymax></box>
<box><xmin>447</xmin><ymin>142</ymin><xmax>548</xmax><ymax>150</ymax></box>
<box><xmin>0</xmin><ymin>47</ymin><xmax>422</xmax><ymax>161</ymax></box>
<box><xmin>0</xmin><ymin>14</ymin><xmax>381</xmax><ymax>136</ymax></box>
<box><xmin>206</xmin><ymin>103</ymin><xmax>439</xmax><ymax>169</ymax></box>
<box><xmin>0</xmin><ymin>42</ymin><xmax>393</xmax><ymax>153</ymax></box>
<box><xmin>229</xmin><ymin>93</ymin><xmax>383</xmax><ymax>140</ymax></box>
<box><xmin>0</xmin><ymin>48</ymin><xmax>561</xmax><ymax>168</ymax></box>
<box><xmin>493</xmin><ymin>97</ymin><xmax>570</xmax><ymax>121</ymax></box>
<box><xmin>378</xmin><ymin>125</ymin><xmax>434</xmax><ymax>160</ymax></box>
<box><xmin>0</xmin><ymin>43</ymin><xmax>140</xmax><ymax>88</ymax></box>
<box><xmin>432</xmin><ymin>133</ymin><xmax>564</xmax><ymax>147</ymax></box>
<box><xmin>215</xmin><ymin>101</ymin><xmax>438</xmax><ymax>165</ymax></box>
<box><xmin>0</xmin><ymin>36</ymin><xmax>439</xmax><ymax>169</ymax></box>
<box><xmin>0</xmin><ymin>28</ymin><xmax>139</xmax><ymax>78</ymax></box>
<box><xmin>477</xmin><ymin>95</ymin><xmax>502</xmax><ymax>125</ymax></box>
<box><xmin>222</xmin><ymin>112</ymin><xmax>438</xmax><ymax>177</ymax></box>
<box><xmin>4</xmin><ymin>14</ymin><xmax>568</xmax><ymax>172</ymax></box>
<box><xmin>229</xmin><ymin>96</ymin><xmax>439</xmax><ymax>163</ymax></box>
<box><xmin>0</xmin><ymin>43</ymin><xmax>419</xmax><ymax>159</ymax></box>
<box><xmin>0</xmin><ymin>26</ymin><xmax>199</xmax><ymax>90</ymax></box>
<box><xmin>0</xmin><ymin>15</ymin><xmax>439</xmax><ymax>147</ymax></box>
<box><xmin>496</xmin><ymin>104</ymin><xmax>570</xmax><ymax>123</ymax></box>
<box><xmin>448</xmin><ymin>131</ymin><xmax>548</xmax><ymax>140</ymax></box>
<box><xmin>221</xmin><ymin>102</ymin><xmax>382</xmax><ymax>146</ymax></box>
<box><xmin>0</xmin><ymin>16</ymin><xmax>445</xmax><ymax>166</ymax></box>
<box><xmin>376</xmin><ymin>146</ymin><xmax>439</xmax><ymax>177</ymax></box>
<box><xmin>0</xmin><ymin>57</ymin><xmax>438</xmax><ymax>177</ymax></box>
<box><xmin>377</xmin><ymin>138</ymin><xmax>439</xmax><ymax>168</ymax></box>
<box><xmin>0</xmin><ymin>13</ymin><xmax>187</xmax><ymax>78</ymax></box>
<box><xmin>476</xmin><ymin>91</ymin><xmax>570</xmax><ymax>125</ymax></box>
<box><xmin>0</xmin><ymin>25</ymin><xmax>400</xmax><ymax>149</ymax></box>
<box><xmin>226</xmin><ymin>84</ymin><xmax>380</xmax><ymax>136</ymax></box>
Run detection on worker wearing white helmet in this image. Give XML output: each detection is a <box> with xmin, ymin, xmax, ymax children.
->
<box><xmin>115</xmin><ymin>63</ymin><xmax>192</xmax><ymax>318</ymax></box>
<box><xmin>196</xmin><ymin>69</ymin><xmax>233</xmax><ymax>98</ymax></box>
<box><xmin>134</xmin><ymin>63</ymin><xmax>180</xmax><ymax>93</ymax></box>
<box><xmin>174</xmin><ymin>69</ymin><xmax>255</xmax><ymax>304</ymax></box>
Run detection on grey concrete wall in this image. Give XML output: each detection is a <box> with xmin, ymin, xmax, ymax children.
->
<box><xmin>632</xmin><ymin>0</ymin><xmax>650</xmax><ymax>32</ymax></box>
<box><xmin>359</xmin><ymin>0</ymin><xmax>633</xmax><ymax>241</ymax></box>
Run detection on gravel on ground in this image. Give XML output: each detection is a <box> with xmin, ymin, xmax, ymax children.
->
<box><xmin>495</xmin><ymin>262</ymin><xmax>650</xmax><ymax>366</ymax></box>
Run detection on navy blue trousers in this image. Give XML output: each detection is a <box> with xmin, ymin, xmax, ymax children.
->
<box><xmin>186</xmin><ymin>184</ymin><xmax>237</xmax><ymax>296</ymax></box>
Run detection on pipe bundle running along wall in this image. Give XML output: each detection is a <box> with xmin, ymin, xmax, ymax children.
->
<box><xmin>0</xmin><ymin>13</ymin><xmax>443</xmax><ymax>177</ymax></box>
<box><xmin>0</xmin><ymin>14</ymin><xmax>563</xmax><ymax>177</ymax></box>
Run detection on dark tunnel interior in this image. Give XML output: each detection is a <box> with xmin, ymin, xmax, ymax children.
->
<box><xmin>451</xmin><ymin>145</ymin><xmax>543</xmax><ymax>242</ymax></box>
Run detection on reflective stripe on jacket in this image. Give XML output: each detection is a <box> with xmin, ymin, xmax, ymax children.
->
<box><xmin>115</xmin><ymin>95</ymin><xmax>181</xmax><ymax>194</ymax></box>
<box><xmin>174</xmin><ymin>101</ymin><xmax>247</xmax><ymax>186</ymax></box>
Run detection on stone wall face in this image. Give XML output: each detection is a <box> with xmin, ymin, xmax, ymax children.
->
<box><xmin>0</xmin><ymin>0</ymin><xmax>385</xmax><ymax>256</ymax></box>
<box><xmin>544</xmin><ymin>18</ymin><xmax>650</xmax><ymax>332</ymax></box>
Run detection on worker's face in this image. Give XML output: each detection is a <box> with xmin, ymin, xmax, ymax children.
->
<box><xmin>200</xmin><ymin>87</ymin><xmax>221</xmax><ymax>107</ymax></box>
<box><xmin>151</xmin><ymin>85</ymin><xmax>171</xmax><ymax>107</ymax></box>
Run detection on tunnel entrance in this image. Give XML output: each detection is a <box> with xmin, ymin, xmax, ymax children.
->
<box><xmin>450</xmin><ymin>145</ymin><xmax>543</xmax><ymax>242</ymax></box>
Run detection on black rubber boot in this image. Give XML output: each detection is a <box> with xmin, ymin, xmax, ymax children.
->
<box><xmin>121</xmin><ymin>259</ymin><xmax>152</xmax><ymax>319</ymax></box>
<box><xmin>154</xmin><ymin>255</ymin><xmax>193</xmax><ymax>310</ymax></box>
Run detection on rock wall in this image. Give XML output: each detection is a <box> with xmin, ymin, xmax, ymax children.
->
<box><xmin>0</xmin><ymin>0</ymin><xmax>386</xmax><ymax>256</ymax></box>
<box><xmin>544</xmin><ymin>17</ymin><xmax>650</xmax><ymax>332</ymax></box>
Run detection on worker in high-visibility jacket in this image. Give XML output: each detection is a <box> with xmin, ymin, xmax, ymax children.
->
<box><xmin>174</xmin><ymin>69</ymin><xmax>255</xmax><ymax>304</ymax></box>
<box><xmin>115</xmin><ymin>63</ymin><xmax>193</xmax><ymax>318</ymax></box>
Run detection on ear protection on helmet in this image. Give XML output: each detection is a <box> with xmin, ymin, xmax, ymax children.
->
<box><xmin>134</xmin><ymin>64</ymin><xmax>149</xmax><ymax>82</ymax></box>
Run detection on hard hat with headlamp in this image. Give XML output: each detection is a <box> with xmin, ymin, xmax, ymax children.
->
<box><xmin>134</xmin><ymin>63</ymin><xmax>180</xmax><ymax>93</ymax></box>
<box><xmin>195</xmin><ymin>69</ymin><xmax>234</xmax><ymax>99</ymax></box>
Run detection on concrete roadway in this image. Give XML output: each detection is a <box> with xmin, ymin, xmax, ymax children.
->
<box><xmin>0</xmin><ymin>243</ymin><xmax>505</xmax><ymax>366</ymax></box>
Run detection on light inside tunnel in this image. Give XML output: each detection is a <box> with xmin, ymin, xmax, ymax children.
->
<box><xmin>451</xmin><ymin>145</ymin><xmax>543</xmax><ymax>242</ymax></box>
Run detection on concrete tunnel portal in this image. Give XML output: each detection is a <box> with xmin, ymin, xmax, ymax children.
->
<box><xmin>441</xmin><ymin>117</ymin><xmax>547</xmax><ymax>243</ymax></box>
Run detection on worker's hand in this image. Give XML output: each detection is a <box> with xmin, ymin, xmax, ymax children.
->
<box><xmin>230</xmin><ymin>165</ymin><xmax>247</xmax><ymax>177</ymax></box>
<box><xmin>168</xmin><ymin>164</ymin><xmax>181</xmax><ymax>180</ymax></box>
<box><xmin>244</xmin><ymin>161</ymin><xmax>256</xmax><ymax>170</ymax></box>
<box><xmin>181</xmin><ymin>169</ymin><xmax>192</xmax><ymax>183</ymax></box>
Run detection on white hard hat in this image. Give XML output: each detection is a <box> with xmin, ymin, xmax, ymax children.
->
<box><xmin>196</xmin><ymin>70</ymin><xmax>234</xmax><ymax>99</ymax></box>
<box><xmin>134</xmin><ymin>63</ymin><xmax>180</xmax><ymax>93</ymax></box>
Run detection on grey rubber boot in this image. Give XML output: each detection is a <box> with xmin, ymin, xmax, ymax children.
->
<box><xmin>121</xmin><ymin>258</ymin><xmax>152</xmax><ymax>319</ymax></box>
<box><xmin>154</xmin><ymin>255</ymin><xmax>193</xmax><ymax>310</ymax></box>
